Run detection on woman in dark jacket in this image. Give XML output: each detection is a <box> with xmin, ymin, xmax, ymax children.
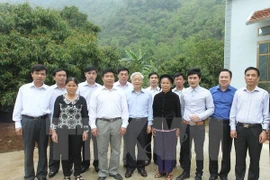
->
<box><xmin>152</xmin><ymin>74</ymin><xmax>181</xmax><ymax>180</ymax></box>
<box><xmin>51</xmin><ymin>77</ymin><xmax>88</xmax><ymax>180</ymax></box>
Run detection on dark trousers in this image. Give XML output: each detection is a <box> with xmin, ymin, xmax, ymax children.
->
<box><xmin>155</xmin><ymin>130</ymin><xmax>177</xmax><ymax>174</ymax></box>
<box><xmin>180</xmin><ymin>124</ymin><xmax>205</xmax><ymax>175</ymax></box>
<box><xmin>146</xmin><ymin>133</ymin><xmax>153</xmax><ymax>162</ymax></box>
<box><xmin>81</xmin><ymin>127</ymin><xmax>99</xmax><ymax>168</ymax></box>
<box><xmin>21</xmin><ymin>116</ymin><xmax>49</xmax><ymax>180</ymax></box>
<box><xmin>234</xmin><ymin>124</ymin><xmax>262</xmax><ymax>180</ymax></box>
<box><xmin>49</xmin><ymin>136</ymin><xmax>73</xmax><ymax>173</ymax></box>
<box><xmin>54</xmin><ymin>128</ymin><xmax>83</xmax><ymax>177</ymax></box>
<box><xmin>209</xmin><ymin>119</ymin><xmax>232</xmax><ymax>177</ymax></box>
<box><xmin>125</xmin><ymin>118</ymin><xmax>148</xmax><ymax>171</ymax></box>
<box><xmin>49</xmin><ymin>136</ymin><xmax>60</xmax><ymax>172</ymax></box>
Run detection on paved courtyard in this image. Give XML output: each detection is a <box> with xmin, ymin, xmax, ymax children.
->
<box><xmin>1</xmin><ymin>133</ymin><xmax>270</xmax><ymax>180</ymax></box>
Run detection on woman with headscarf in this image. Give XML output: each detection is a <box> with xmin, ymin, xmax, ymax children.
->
<box><xmin>152</xmin><ymin>74</ymin><xmax>181</xmax><ymax>180</ymax></box>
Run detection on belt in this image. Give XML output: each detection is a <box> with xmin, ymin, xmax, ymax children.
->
<box><xmin>210</xmin><ymin>118</ymin><xmax>229</xmax><ymax>123</ymax></box>
<box><xmin>237</xmin><ymin>122</ymin><xmax>261</xmax><ymax>128</ymax></box>
<box><xmin>22</xmin><ymin>114</ymin><xmax>47</xmax><ymax>120</ymax></box>
<box><xmin>97</xmin><ymin>117</ymin><xmax>121</xmax><ymax>122</ymax></box>
<box><xmin>129</xmin><ymin>117</ymin><xmax>147</xmax><ymax>123</ymax></box>
<box><xmin>182</xmin><ymin>119</ymin><xmax>205</xmax><ymax>126</ymax></box>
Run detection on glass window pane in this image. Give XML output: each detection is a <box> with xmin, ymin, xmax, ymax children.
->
<box><xmin>259</xmin><ymin>43</ymin><xmax>268</xmax><ymax>54</ymax></box>
<box><xmin>268</xmin><ymin>55</ymin><xmax>270</xmax><ymax>81</ymax></box>
<box><xmin>258</xmin><ymin>83</ymin><xmax>270</xmax><ymax>93</ymax></box>
<box><xmin>258</xmin><ymin>26</ymin><xmax>270</xmax><ymax>36</ymax></box>
<box><xmin>259</xmin><ymin>55</ymin><xmax>268</xmax><ymax>81</ymax></box>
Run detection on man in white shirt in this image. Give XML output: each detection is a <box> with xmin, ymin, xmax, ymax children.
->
<box><xmin>47</xmin><ymin>69</ymin><xmax>67</xmax><ymax>178</ymax></box>
<box><xmin>176</xmin><ymin>68</ymin><xmax>214</xmax><ymax>180</ymax></box>
<box><xmin>13</xmin><ymin>64</ymin><xmax>50</xmax><ymax>180</ymax></box>
<box><xmin>172</xmin><ymin>72</ymin><xmax>186</xmax><ymax>167</ymax></box>
<box><xmin>144</xmin><ymin>72</ymin><xmax>160</xmax><ymax>165</ymax></box>
<box><xmin>145</xmin><ymin>72</ymin><xmax>160</xmax><ymax>99</ymax></box>
<box><xmin>172</xmin><ymin>72</ymin><xmax>186</xmax><ymax>100</ymax></box>
<box><xmin>113</xmin><ymin>67</ymin><xmax>133</xmax><ymax>167</ymax></box>
<box><xmin>90</xmin><ymin>69</ymin><xmax>129</xmax><ymax>180</ymax></box>
<box><xmin>230</xmin><ymin>67</ymin><xmax>269</xmax><ymax>180</ymax></box>
<box><xmin>78</xmin><ymin>66</ymin><xmax>101</xmax><ymax>173</ymax></box>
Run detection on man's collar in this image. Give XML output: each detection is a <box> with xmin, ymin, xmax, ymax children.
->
<box><xmin>191</xmin><ymin>85</ymin><xmax>200</xmax><ymax>91</ymax></box>
<box><xmin>244</xmin><ymin>86</ymin><xmax>259</xmax><ymax>92</ymax></box>
<box><xmin>149</xmin><ymin>86</ymin><xmax>160</xmax><ymax>91</ymax></box>
<box><xmin>217</xmin><ymin>85</ymin><xmax>232</xmax><ymax>91</ymax></box>
<box><xmin>115</xmin><ymin>81</ymin><xmax>130</xmax><ymax>87</ymax></box>
<box><xmin>132</xmin><ymin>88</ymin><xmax>145</xmax><ymax>93</ymax></box>
<box><xmin>173</xmin><ymin>87</ymin><xmax>184</xmax><ymax>91</ymax></box>
<box><xmin>102</xmin><ymin>86</ymin><xmax>117</xmax><ymax>91</ymax></box>
<box><xmin>83</xmin><ymin>81</ymin><xmax>98</xmax><ymax>87</ymax></box>
<box><xmin>30</xmin><ymin>82</ymin><xmax>46</xmax><ymax>89</ymax></box>
<box><xmin>54</xmin><ymin>84</ymin><xmax>65</xmax><ymax>90</ymax></box>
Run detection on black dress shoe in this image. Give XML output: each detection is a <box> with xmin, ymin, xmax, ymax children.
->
<box><xmin>138</xmin><ymin>169</ymin><xmax>147</xmax><ymax>177</ymax></box>
<box><xmin>209</xmin><ymin>175</ymin><xmax>218</xmax><ymax>180</ymax></box>
<box><xmin>48</xmin><ymin>171</ymin><xmax>58</xmax><ymax>178</ymax></box>
<box><xmin>195</xmin><ymin>174</ymin><xmax>202</xmax><ymax>180</ymax></box>
<box><xmin>219</xmin><ymin>175</ymin><xmax>228</xmax><ymax>180</ymax></box>
<box><xmin>81</xmin><ymin>166</ymin><xmax>89</xmax><ymax>173</ymax></box>
<box><xmin>125</xmin><ymin>171</ymin><xmax>133</xmax><ymax>178</ymax></box>
<box><xmin>94</xmin><ymin>166</ymin><xmax>99</xmax><ymax>173</ymax></box>
<box><xmin>176</xmin><ymin>171</ymin><xmax>190</xmax><ymax>180</ymax></box>
<box><xmin>97</xmin><ymin>177</ymin><xmax>106</xmax><ymax>180</ymax></box>
<box><xmin>145</xmin><ymin>160</ymin><xmax>150</xmax><ymax>166</ymax></box>
<box><xmin>109</xmin><ymin>173</ymin><xmax>123</xmax><ymax>180</ymax></box>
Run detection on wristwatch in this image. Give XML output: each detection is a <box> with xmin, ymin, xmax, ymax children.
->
<box><xmin>84</xmin><ymin>125</ymin><xmax>89</xmax><ymax>133</ymax></box>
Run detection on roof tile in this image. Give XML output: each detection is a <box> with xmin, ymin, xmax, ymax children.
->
<box><xmin>248</xmin><ymin>8</ymin><xmax>270</xmax><ymax>23</ymax></box>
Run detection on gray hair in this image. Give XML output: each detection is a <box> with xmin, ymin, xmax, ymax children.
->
<box><xmin>130</xmin><ymin>72</ymin><xmax>144</xmax><ymax>80</ymax></box>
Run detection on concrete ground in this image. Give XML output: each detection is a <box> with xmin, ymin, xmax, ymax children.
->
<box><xmin>1</xmin><ymin>133</ymin><xmax>270</xmax><ymax>180</ymax></box>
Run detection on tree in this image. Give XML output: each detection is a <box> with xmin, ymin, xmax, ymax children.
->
<box><xmin>0</xmin><ymin>3</ymin><xmax>114</xmax><ymax>112</ymax></box>
<box><xmin>182</xmin><ymin>35</ymin><xmax>224</xmax><ymax>88</ymax></box>
<box><xmin>120</xmin><ymin>49</ymin><xmax>156</xmax><ymax>86</ymax></box>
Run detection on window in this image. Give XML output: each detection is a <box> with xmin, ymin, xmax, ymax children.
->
<box><xmin>258</xmin><ymin>26</ymin><xmax>270</xmax><ymax>36</ymax></box>
<box><xmin>258</xmin><ymin>41</ymin><xmax>270</xmax><ymax>92</ymax></box>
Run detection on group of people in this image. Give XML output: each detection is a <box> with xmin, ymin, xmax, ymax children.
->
<box><xmin>13</xmin><ymin>64</ymin><xmax>269</xmax><ymax>180</ymax></box>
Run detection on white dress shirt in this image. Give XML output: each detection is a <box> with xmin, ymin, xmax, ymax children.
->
<box><xmin>113</xmin><ymin>81</ymin><xmax>133</xmax><ymax>94</ymax></box>
<box><xmin>77</xmin><ymin>81</ymin><xmax>102</xmax><ymax>110</ymax></box>
<box><xmin>45</xmin><ymin>84</ymin><xmax>66</xmax><ymax>125</ymax></box>
<box><xmin>13</xmin><ymin>82</ymin><xmax>49</xmax><ymax>128</ymax></box>
<box><xmin>89</xmin><ymin>86</ymin><xmax>129</xmax><ymax>129</ymax></box>
<box><xmin>181</xmin><ymin>85</ymin><xmax>214</xmax><ymax>122</ymax></box>
<box><xmin>172</xmin><ymin>87</ymin><xmax>185</xmax><ymax>104</ymax></box>
<box><xmin>145</xmin><ymin>86</ymin><xmax>161</xmax><ymax>99</ymax></box>
<box><xmin>230</xmin><ymin>86</ymin><xmax>270</xmax><ymax>130</ymax></box>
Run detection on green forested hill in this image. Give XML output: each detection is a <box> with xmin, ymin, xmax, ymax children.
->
<box><xmin>97</xmin><ymin>0</ymin><xmax>225</xmax><ymax>60</ymax></box>
<box><xmin>1</xmin><ymin>0</ymin><xmax>225</xmax><ymax>87</ymax></box>
<box><xmin>1</xmin><ymin>0</ymin><xmax>225</xmax><ymax>59</ymax></box>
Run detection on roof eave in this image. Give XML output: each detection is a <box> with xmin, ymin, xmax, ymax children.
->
<box><xmin>246</xmin><ymin>16</ymin><xmax>270</xmax><ymax>25</ymax></box>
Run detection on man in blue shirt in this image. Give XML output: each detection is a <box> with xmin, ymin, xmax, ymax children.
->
<box><xmin>208</xmin><ymin>69</ymin><xmax>237</xmax><ymax>180</ymax></box>
<box><xmin>124</xmin><ymin>72</ymin><xmax>152</xmax><ymax>178</ymax></box>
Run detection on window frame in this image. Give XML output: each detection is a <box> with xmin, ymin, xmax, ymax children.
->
<box><xmin>258</xmin><ymin>25</ymin><xmax>270</xmax><ymax>36</ymax></box>
<box><xmin>257</xmin><ymin>40</ymin><xmax>270</xmax><ymax>92</ymax></box>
